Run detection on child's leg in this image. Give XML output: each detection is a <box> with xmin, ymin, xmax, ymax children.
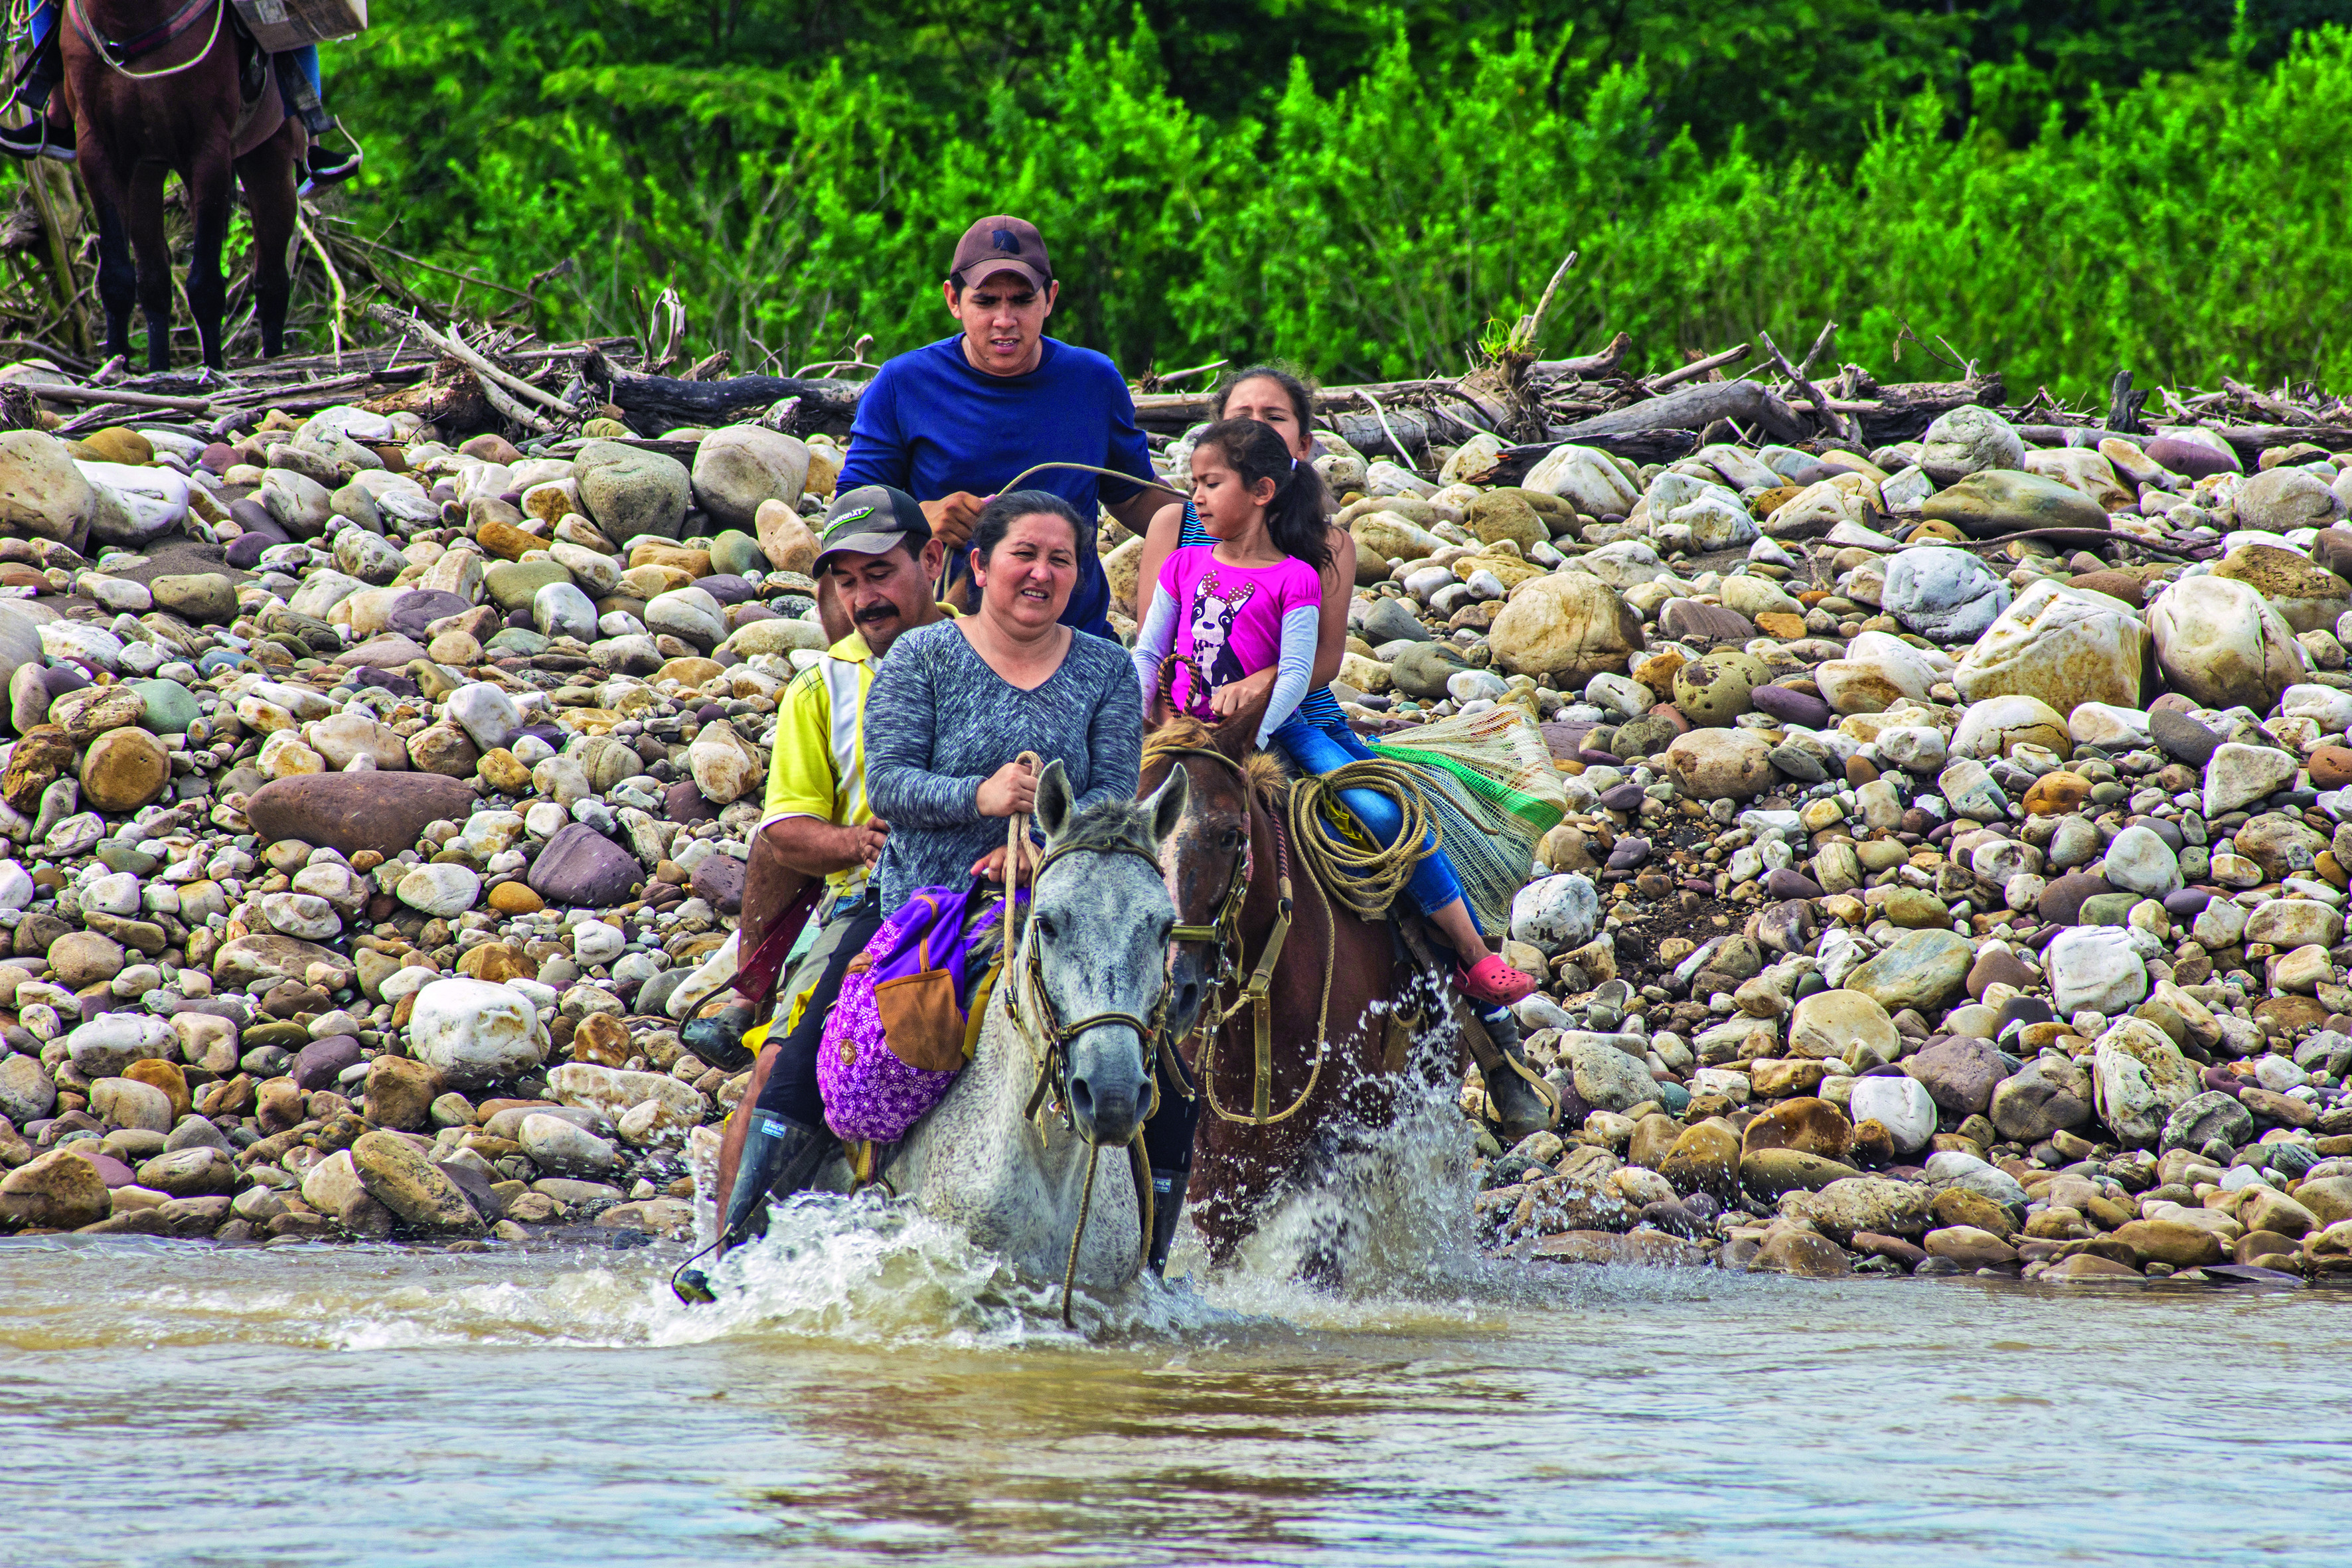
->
<box><xmin>1269</xmin><ymin>715</ymin><xmax>1529</xmax><ymax>999</ymax></box>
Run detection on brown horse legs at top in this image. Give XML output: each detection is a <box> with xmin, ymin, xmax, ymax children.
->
<box><xmin>62</xmin><ymin>0</ymin><xmax>299</xmax><ymax>370</ymax></box>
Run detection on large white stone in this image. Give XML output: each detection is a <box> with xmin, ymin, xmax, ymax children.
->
<box><xmin>2203</xmin><ymin>742</ymin><xmax>2300</xmax><ymax>817</ymax></box>
<box><xmin>78</xmin><ymin>461</ymin><xmax>191</xmax><ymax>545</ymax></box>
<box><xmin>408</xmin><ymin>977</ymin><xmax>550</xmax><ymax>1091</ymax></box>
<box><xmin>1883</xmin><ymin>547</ymin><xmax>2011</xmax><ymax>641</ymax></box>
<box><xmin>2100</xmin><ymin>825</ymin><xmax>2183</xmax><ymax>900</ymax></box>
<box><xmin>1918</xmin><ymin>404</ymin><xmax>2024</xmax><ymax>483</ymax></box>
<box><xmin>446</xmin><ymin>682</ymin><xmax>521</xmax><ymax>752</ymax></box>
<box><xmin>1950</xmin><ymin>694</ymin><xmax>2070</xmax><ymax>761</ymax></box>
<box><xmin>518</xmin><ymin>1112</ymin><xmax>622</xmax><ymax>1177</ymax></box>
<box><xmin>1521</xmin><ymin>445</ymin><xmax>1640</xmax><ymax>518</ymax></box>
<box><xmin>690</xmin><ymin>426</ymin><xmax>811</xmax><ymax>530</ymax></box>
<box><xmin>686</xmin><ymin>720</ymin><xmax>761</xmax><ymax>805</ymax></box>
<box><xmin>2280</xmin><ymin>683</ymin><xmax>2352</xmax><ymax>735</ymax></box>
<box><xmin>2149</xmin><ymin>575</ymin><xmax>2306</xmax><ymax>712</ymax></box>
<box><xmin>545</xmin><ymin>1061</ymin><xmax>708</xmax><ymax>1124</ymax></box>
<box><xmin>1954</xmin><ymin>579</ymin><xmax>2146</xmax><ymax>713</ymax></box>
<box><xmin>644</xmin><ymin>587</ymin><xmax>726</xmax><ymax>647</ymax></box>
<box><xmin>397</xmin><ymin>863</ymin><xmax>481</xmax><ymax>917</ymax></box>
<box><xmin>2090</xmin><ymin>1018</ymin><xmax>2199</xmax><ymax>1147</ymax></box>
<box><xmin>64</xmin><ymin>1013</ymin><xmax>174</xmax><ymax>1077</ymax></box>
<box><xmin>1849</xmin><ymin>1074</ymin><xmax>1937</xmax><ymax>1154</ymax></box>
<box><xmin>2245</xmin><ymin>899</ymin><xmax>2345</xmax><ymax>949</ymax></box>
<box><xmin>1510</xmin><ymin>873</ymin><xmax>1599</xmax><ymax>953</ymax></box>
<box><xmin>2046</xmin><ymin>927</ymin><xmax>2149</xmax><ymax>1018</ymax></box>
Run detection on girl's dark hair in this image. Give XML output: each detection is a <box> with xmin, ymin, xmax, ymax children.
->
<box><xmin>1192</xmin><ymin>417</ymin><xmax>1332</xmax><ymax>571</ymax></box>
<box><xmin>1212</xmin><ymin>362</ymin><xmax>1316</xmax><ymax>437</ymax></box>
<box><xmin>971</xmin><ymin>489</ymin><xmax>1085</xmax><ymax>568</ymax></box>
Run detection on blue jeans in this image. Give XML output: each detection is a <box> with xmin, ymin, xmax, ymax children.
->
<box><xmin>1269</xmin><ymin>712</ymin><xmax>1476</xmax><ymax>929</ymax></box>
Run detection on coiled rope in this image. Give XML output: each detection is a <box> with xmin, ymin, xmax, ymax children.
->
<box><xmin>1284</xmin><ymin>759</ymin><xmax>1441</xmax><ymax>921</ymax></box>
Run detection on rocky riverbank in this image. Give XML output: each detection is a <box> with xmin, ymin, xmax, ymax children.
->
<box><xmin>3</xmin><ymin>361</ymin><xmax>2352</xmax><ymax>1287</ymax></box>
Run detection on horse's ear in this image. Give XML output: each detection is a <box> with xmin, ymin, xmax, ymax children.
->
<box><xmin>1034</xmin><ymin>758</ymin><xmax>1073</xmax><ymax>842</ymax></box>
<box><xmin>1142</xmin><ymin>763</ymin><xmax>1189</xmax><ymax>848</ymax></box>
<box><xmin>1211</xmin><ymin>705</ymin><xmax>1262</xmax><ymax>764</ymax></box>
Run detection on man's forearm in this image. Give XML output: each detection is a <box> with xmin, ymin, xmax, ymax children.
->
<box><xmin>759</xmin><ymin>817</ymin><xmax>866</xmax><ymax>877</ymax></box>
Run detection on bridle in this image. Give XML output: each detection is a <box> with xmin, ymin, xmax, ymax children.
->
<box><xmin>66</xmin><ymin>0</ymin><xmax>226</xmax><ymax>80</ymax></box>
<box><xmin>1142</xmin><ymin>726</ymin><xmax>1332</xmax><ymax>1129</ymax></box>
<box><xmin>990</xmin><ymin>753</ymin><xmax>1174</xmax><ymax>1324</ymax></box>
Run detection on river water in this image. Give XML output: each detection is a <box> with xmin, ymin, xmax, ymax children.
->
<box><xmin>5</xmin><ymin>1174</ymin><xmax>2347</xmax><ymax>1568</ymax></box>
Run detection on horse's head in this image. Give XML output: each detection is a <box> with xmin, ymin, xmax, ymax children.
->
<box><xmin>1028</xmin><ymin>757</ymin><xmax>1187</xmax><ymax>1148</ymax></box>
<box><xmin>1139</xmin><ymin>713</ymin><xmax>1279</xmax><ymax>1042</ymax></box>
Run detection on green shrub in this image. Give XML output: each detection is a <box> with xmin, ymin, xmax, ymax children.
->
<box><xmin>324</xmin><ymin>11</ymin><xmax>2352</xmax><ymax>402</ymax></box>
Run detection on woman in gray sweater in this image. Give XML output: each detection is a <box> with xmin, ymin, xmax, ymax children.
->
<box><xmin>862</xmin><ymin>491</ymin><xmax>1142</xmax><ymax>916</ymax></box>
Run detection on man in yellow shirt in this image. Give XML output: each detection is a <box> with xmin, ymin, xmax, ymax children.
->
<box><xmin>705</xmin><ymin>485</ymin><xmax>949</xmax><ymax>1267</ymax></box>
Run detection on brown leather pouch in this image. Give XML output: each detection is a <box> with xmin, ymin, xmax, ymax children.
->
<box><xmin>874</xmin><ymin>970</ymin><xmax>965</xmax><ymax>1073</ymax></box>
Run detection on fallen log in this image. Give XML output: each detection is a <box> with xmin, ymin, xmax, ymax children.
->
<box><xmin>582</xmin><ymin>347</ymin><xmax>864</xmax><ymax>436</ymax></box>
<box><xmin>1838</xmin><ymin>370</ymin><xmax>2003</xmax><ymax>443</ymax></box>
<box><xmin>1550</xmin><ymin>378</ymin><xmax>1808</xmax><ymax>444</ymax></box>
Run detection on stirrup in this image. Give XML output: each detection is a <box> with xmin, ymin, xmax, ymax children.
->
<box><xmin>299</xmin><ymin>132</ymin><xmax>363</xmax><ymax>195</ymax></box>
<box><xmin>0</xmin><ymin>118</ymin><xmax>72</xmax><ymax>163</ymax></box>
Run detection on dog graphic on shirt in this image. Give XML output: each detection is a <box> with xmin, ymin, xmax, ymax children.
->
<box><xmin>1183</xmin><ymin>570</ymin><xmax>1257</xmax><ymax>718</ymax></box>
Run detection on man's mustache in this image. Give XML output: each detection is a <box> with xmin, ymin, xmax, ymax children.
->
<box><xmin>851</xmin><ymin>603</ymin><xmax>899</xmax><ymax>623</ymax></box>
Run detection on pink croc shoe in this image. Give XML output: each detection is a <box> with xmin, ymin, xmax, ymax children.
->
<box><xmin>1458</xmin><ymin>954</ymin><xmax>1537</xmax><ymax>1006</ymax></box>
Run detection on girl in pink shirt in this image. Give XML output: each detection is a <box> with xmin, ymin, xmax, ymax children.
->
<box><xmin>1132</xmin><ymin>418</ymin><xmax>1534</xmax><ymax>1005</ymax></box>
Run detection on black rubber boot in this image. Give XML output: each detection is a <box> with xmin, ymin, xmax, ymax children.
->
<box><xmin>1473</xmin><ymin>998</ymin><xmax>1557</xmax><ymax>1143</ymax></box>
<box><xmin>2</xmin><ymin>38</ymin><xmax>70</xmax><ymax>163</ymax></box>
<box><xmin>719</xmin><ymin>1111</ymin><xmax>828</xmax><ymax>1251</ymax></box>
<box><xmin>1146</xmin><ymin>1165</ymin><xmax>1188</xmax><ymax>1278</ymax></box>
<box><xmin>674</xmin><ymin>1112</ymin><xmax>828</xmax><ymax>1305</ymax></box>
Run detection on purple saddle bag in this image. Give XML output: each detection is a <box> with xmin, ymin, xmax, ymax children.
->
<box><xmin>817</xmin><ymin>883</ymin><xmax>1012</xmax><ymax>1142</ymax></box>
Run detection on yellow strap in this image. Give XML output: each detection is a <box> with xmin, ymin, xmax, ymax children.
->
<box><xmin>961</xmin><ymin>960</ymin><xmax>1001</xmax><ymax>1064</ymax></box>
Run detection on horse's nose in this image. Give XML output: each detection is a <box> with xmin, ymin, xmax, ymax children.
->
<box><xmin>1066</xmin><ymin>1071</ymin><xmax>1140</xmax><ymax>1148</ymax></box>
<box><xmin>1166</xmin><ymin>951</ymin><xmax>1210</xmax><ymax>1036</ymax></box>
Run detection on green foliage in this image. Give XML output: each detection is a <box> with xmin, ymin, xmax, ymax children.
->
<box><xmin>320</xmin><ymin>3</ymin><xmax>2352</xmax><ymax>402</ymax></box>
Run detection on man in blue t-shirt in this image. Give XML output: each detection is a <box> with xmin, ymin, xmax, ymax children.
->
<box><xmin>834</xmin><ymin>215</ymin><xmax>1180</xmax><ymax>641</ymax></box>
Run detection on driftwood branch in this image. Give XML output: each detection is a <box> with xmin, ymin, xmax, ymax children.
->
<box><xmin>1530</xmin><ymin>331</ymin><xmax>1630</xmax><ymax>380</ymax></box>
<box><xmin>1643</xmin><ymin>343</ymin><xmax>1750</xmax><ymax>394</ymax></box>
<box><xmin>1512</xmin><ymin>250</ymin><xmax>1578</xmax><ymax>352</ymax></box>
<box><xmin>19</xmin><ymin>381</ymin><xmax>210</xmax><ymax>412</ymax></box>
<box><xmin>364</xmin><ymin>303</ymin><xmax>568</xmax><ymax>433</ymax></box>
<box><xmin>1479</xmin><ymin>429</ymin><xmax>1701</xmax><ymax>485</ymax></box>
<box><xmin>2106</xmin><ymin>368</ymin><xmax>2149</xmax><ymax>434</ymax></box>
<box><xmin>1759</xmin><ymin>326</ymin><xmax>1853</xmax><ymax>445</ymax></box>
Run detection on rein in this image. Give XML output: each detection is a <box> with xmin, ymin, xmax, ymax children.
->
<box><xmin>993</xmin><ymin>751</ymin><xmax>1169</xmax><ymax>1326</ymax></box>
<box><xmin>67</xmin><ymin>0</ymin><xmax>225</xmax><ymax>79</ymax></box>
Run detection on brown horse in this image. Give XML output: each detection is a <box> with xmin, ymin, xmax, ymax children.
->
<box><xmin>60</xmin><ymin>0</ymin><xmax>300</xmax><ymax>369</ymax></box>
<box><xmin>1140</xmin><ymin>714</ymin><xmax>1553</xmax><ymax>1275</ymax></box>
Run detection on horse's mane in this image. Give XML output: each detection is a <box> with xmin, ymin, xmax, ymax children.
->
<box><xmin>1055</xmin><ymin>793</ymin><xmax>1168</xmax><ymax>862</ymax></box>
<box><xmin>1141</xmin><ymin>716</ymin><xmax>1292</xmax><ymax>800</ymax></box>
